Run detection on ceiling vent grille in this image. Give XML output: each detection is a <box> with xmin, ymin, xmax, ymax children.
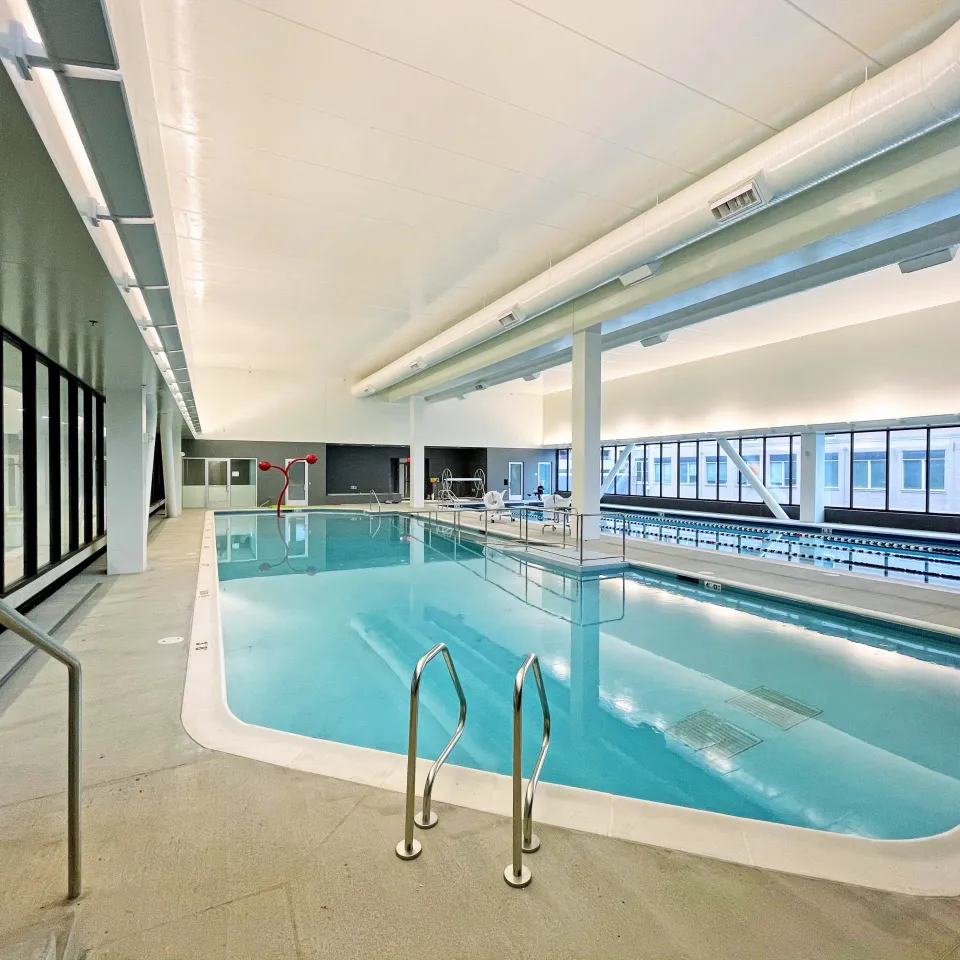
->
<box><xmin>497</xmin><ymin>306</ymin><xmax>525</xmax><ymax>329</ymax></box>
<box><xmin>710</xmin><ymin>179</ymin><xmax>764</xmax><ymax>223</ymax></box>
<box><xmin>409</xmin><ymin>358</ymin><xmax>424</xmax><ymax>372</ymax></box>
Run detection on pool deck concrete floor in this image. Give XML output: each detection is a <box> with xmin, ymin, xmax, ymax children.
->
<box><xmin>2</xmin><ymin>509</ymin><xmax>960</xmax><ymax>959</ymax></box>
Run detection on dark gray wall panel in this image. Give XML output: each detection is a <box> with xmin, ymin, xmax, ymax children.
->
<box><xmin>486</xmin><ymin>448</ymin><xmax>553</xmax><ymax>496</ymax></box>
<box><xmin>326</xmin><ymin>445</ymin><xmax>408</xmax><ymax>495</ymax></box>
<box><xmin>183</xmin><ymin>440</ymin><xmax>326</xmax><ymax>506</ymax></box>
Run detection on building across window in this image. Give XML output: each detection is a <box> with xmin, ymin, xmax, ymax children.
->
<box><xmin>825</xmin><ymin>451</ymin><xmax>840</xmax><ymax>489</ymax></box>
<box><xmin>559</xmin><ymin>426</ymin><xmax>958</xmax><ymax>517</ymax></box>
<box><xmin>767</xmin><ymin>453</ymin><xmax>796</xmax><ymax>487</ymax></box>
<box><xmin>853</xmin><ymin>450</ymin><xmax>886</xmax><ymax>489</ymax></box>
<box><xmin>903</xmin><ymin>449</ymin><xmax>946</xmax><ymax>491</ymax></box>
<box><xmin>678</xmin><ymin>456</ymin><xmax>697</xmax><ymax>485</ymax></box>
<box><xmin>739</xmin><ymin>454</ymin><xmax>761</xmax><ymax>485</ymax></box>
<box><xmin>705</xmin><ymin>456</ymin><xmax>727</xmax><ymax>485</ymax></box>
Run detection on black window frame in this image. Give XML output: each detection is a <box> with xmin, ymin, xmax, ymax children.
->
<box><xmin>0</xmin><ymin>327</ymin><xmax>105</xmax><ymax>597</ymax></box>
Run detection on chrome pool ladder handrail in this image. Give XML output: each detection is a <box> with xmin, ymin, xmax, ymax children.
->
<box><xmin>396</xmin><ymin>643</ymin><xmax>467</xmax><ymax>860</ymax></box>
<box><xmin>0</xmin><ymin>597</ymin><xmax>81</xmax><ymax>900</ymax></box>
<box><xmin>369</xmin><ymin>489</ymin><xmax>382</xmax><ymax>513</ymax></box>
<box><xmin>504</xmin><ymin>652</ymin><xmax>551</xmax><ymax>888</ymax></box>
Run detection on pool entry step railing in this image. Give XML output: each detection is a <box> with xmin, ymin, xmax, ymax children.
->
<box><xmin>505</xmin><ymin>652</ymin><xmax>551</xmax><ymax>888</ymax></box>
<box><xmin>396</xmin><ymin>642</ymin><xmax>467</xmax><ymax>861</ymax></box>
<box><xmin>0</xmin><ymin>597</ymin><xmax>82</xmax><ymax>901</ymax></box>
<box><xmin>369</xmin><ymin>489</ymin><xmax>382</xmax><ymax>513</ymax></box>
<box><xmin>394</xmin><ymin>643</ymin><xmax>552</xmax><ymax>888</ymax></box>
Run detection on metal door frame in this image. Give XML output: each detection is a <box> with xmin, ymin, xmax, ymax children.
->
<box><xmin>507</xmin><ymin>461</ymin><xmax>524</xmax><ymax>501</ymax></box>
<box><xmin>206</xmin><ymin>458</ymin><xmax>230</xmax><ymax>508</ymax></box>
<box><xmin>284</xmin><ymin>458</ymin><xmax>309</xmax><ymax>506</ymax></box>
<box><xmin>537</xmin><ymin>461</ymin><xmax>553</xmax><ymax>495</ymax></box>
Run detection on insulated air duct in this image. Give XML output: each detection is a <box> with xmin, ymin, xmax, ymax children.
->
<box><xmin>353</xmin><ymin>20</ymin><xmax>960</xmax><ymax>398</ymax></box>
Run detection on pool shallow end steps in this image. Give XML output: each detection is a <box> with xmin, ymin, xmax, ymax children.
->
<box><xmin>183</xmin><ymin>511</ymin><xmax>960</xmax><ymax>897</ymax></box>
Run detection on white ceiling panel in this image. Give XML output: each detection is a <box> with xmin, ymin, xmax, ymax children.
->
<box><xmin>788</xmin><ymin>0</ymin><xmax>960</xmax><ymax>66</ymax></box>
<box><xmin>145</xmin><ymin>1</ymin><xmax>696</xmax><ymax>197</ymax></box>
<box><xmin>511</xmin><ymin>0</ymin><xmax>880</xmax><ymax>130</ymax></box>
<box><xmin>101</xmin><ymin>0</ymin><xmax>959</xmax><ymax>436</ymax></box>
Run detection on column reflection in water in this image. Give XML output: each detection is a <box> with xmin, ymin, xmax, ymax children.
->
<box><xmin>569</xmin><ymin>576</ymin><xmax>601</xmax><ymax>739</ymax></box>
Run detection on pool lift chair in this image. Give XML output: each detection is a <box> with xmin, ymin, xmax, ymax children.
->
<box><xmin>483</xmin><ymin>489</ymin><xmax>515</xmax><ymax>523</ymax></box>
<box><xmin>541</xmin><ymin>494</ymin><xmax>572</xmax><ymax>533</ymax></box>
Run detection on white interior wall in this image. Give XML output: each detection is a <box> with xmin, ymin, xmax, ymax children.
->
<box><xmin>543</xmin><ymin>301</ymin><xmax>960</xmax><ymax>445</ymax></box>
<box><xmin>195</xmin><ymin>372</ymin><xmax>544</xmax><ymax>448</ymax></box>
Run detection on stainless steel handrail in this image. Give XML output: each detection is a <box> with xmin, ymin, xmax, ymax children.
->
<box><xmin>504</xmin><ymin>652</ymin><xmax>550</xmax><ymax>889</ymax></box>
<box><xmin>369</xmin><ymin>489</ymin><xmax>382</xmax><ymax>513</ymax></box>
<box><xmin>0</xmin><ymin>598</ymin><xmax>81</xmax><ymax>900</ymax></box>
<box><xmin>396</xmin><ymin>642</ymin><xmax>467</xmax><ymax>861</ymax></box>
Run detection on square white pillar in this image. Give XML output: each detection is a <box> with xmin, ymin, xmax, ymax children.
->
<box><xmin>106</xmin><ymin>386</ymin><xmax>150</xmax><ymax>574</ymax></box>
<box><xmin>572</xmin><ymin>327</ymin><xmax>601</xmax><ymax>540</ymax></box>
<box><xmin>160</xmin><ymin>405</ymin><xmax>182</xmax><ymax>518</ymax></box>
<box><xmin>799</xmin><ymin>431</ymin><xmax>825</xmax><ymax>523</ymax></box>
<box><xmin>409</xmin><ymin>396</ymin><xmax>425</xmax><ymax>509</ymax></box>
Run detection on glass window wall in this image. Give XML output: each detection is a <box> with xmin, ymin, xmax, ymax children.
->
<box><xmin>559</xmin><ymin>424</ymin><xmax>960</xmax><ymax>518</ymax></box>
<box><xmin>0</xmin><ymin>330</ymin><xmax>104</xmax><ymax>594</ymax></box>
<box><xmin>36</xmin><ymin>362</ymin><xmax>51</xmax><ymax>567</ymax></box>
<box><xmin>4</xmin><ymin>342</ymin><xmax>24</xmax><ymax>586</ymax></box>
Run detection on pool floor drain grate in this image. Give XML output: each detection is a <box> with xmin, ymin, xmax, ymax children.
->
<box><xmin>728</xmin><ymin>686</ymin><xmax>821</xmax><ymax>730</ymax></box>
<box><xmin>665</xmin><ymin>710</ymin><xmax>761</xmax><ymax>760</ymax></box>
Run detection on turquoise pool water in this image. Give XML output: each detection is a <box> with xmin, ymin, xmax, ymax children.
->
<box><xmin>215</xmin><ymin>510</ymin><xmax>960</xmax><ymax>840</ymax></box>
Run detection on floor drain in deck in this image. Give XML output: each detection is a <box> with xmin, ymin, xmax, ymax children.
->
<box><xmin>665</xmin><ymin>710</ymin><xmax>761</xmax><ymax>760</ymax></box>
<box><xmin>728</xmin><ymin>686</ymin><xmax>821</xmax><ymax>730</ymax></box>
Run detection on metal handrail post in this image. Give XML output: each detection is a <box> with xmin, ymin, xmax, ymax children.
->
<box><xmin>0</xmin><ymin>599</ymin><xmax>82</xmax><ymax>900</ymax></box>
<box><xmin>504</xmin><ymin>653</ymin><xmax>551</xmax><ymax>889</ymax></box>
<box><xmin>396</xmin><ymin>643</ymin><xmax>467</xmax><ymax>860</ymax></box>
<box><xmin>621</xmin><ymin>512</ymin><xmax>626</xmax><ymax>560</ymax></box>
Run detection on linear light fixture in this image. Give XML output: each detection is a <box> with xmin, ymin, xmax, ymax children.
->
<box><xmin>898</xmin><ymin>245</ymin><xmax>958</xmax><ymax>274</ymax></box>
<box><xmin>0</xmin><ymin>15</ymin><xmax>201</xmax><ymax>434</ymax></box>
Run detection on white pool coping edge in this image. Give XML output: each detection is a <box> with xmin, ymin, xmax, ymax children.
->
<box><xmin>183</xmin><ymin>510</ymin><xmax>960</xmax><ymax>896</ymax></box>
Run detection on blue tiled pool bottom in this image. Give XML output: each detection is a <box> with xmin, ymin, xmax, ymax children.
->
<box><xmin>215</xmin><ymin>511</ymin><xmax>960</xmax><ymax>840</ymax></box>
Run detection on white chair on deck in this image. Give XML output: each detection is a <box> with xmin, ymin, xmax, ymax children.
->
<box><xmin>483</xmin><ymin>489</ymin><xmax>514</xmax><ymax>523</ymax></box>
<box><xmin>542</xmin><ymin>494</ymin><xmax>572</xmax><ymax>533</ymax></box>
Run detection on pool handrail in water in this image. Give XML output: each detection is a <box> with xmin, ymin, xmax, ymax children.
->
<box><xmin>505</xmin><ymin>653</ymin><xmax>551</xmax><ymax>889</ymax></box>
<box><xmin>396</xmin><ymin>642</ymin><xmax>467</xmax><ymax>862</ymax></box>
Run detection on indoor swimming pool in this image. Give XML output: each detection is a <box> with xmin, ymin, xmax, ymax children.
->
<box><xmin>592</xmin><ymin>509</ymin><xmax>960</xmax><ymax>585</ymax></box>
<box><xmin>211</xmin><ymin>510</ymin><xmax>960</xmax><ymax>842</ymax></box>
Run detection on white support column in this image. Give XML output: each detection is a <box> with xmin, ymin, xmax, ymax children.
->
<box><xmin>716</xmin><ymin>437</ymin><xmax>790</xmax><ymax>522</ymax></box>
<box><xmin>409</xmin><ymin>396</ymin><xmax>425</xmax><ymax>509</ymax></box>
<box><xmin>572</xmin><ymin>327</ymin><xmax>601</xmax><ymax>540</ymax></box>
<box><xmin>799</xmin><ymin>431</ymin><xmax>825</xmax><ymax>523</ymax></box>
<box><xmin>601</xmin><ymin>442</ymin><xmax>636</xmax><ymax>495</ymax></box>
<box><xmin>160</xmin><ymin>403</ymin><xmax>182</xmax><ymax>518</ymax></box>
<box><xmin>106</xmin><ymin>386</ymin><xmax>149</xmax><ymax>574</ymax></box>
<box><xmin>143</xmin><ymin>388</ymin><xmax>158</xmax><ymax>518</ymax></box>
